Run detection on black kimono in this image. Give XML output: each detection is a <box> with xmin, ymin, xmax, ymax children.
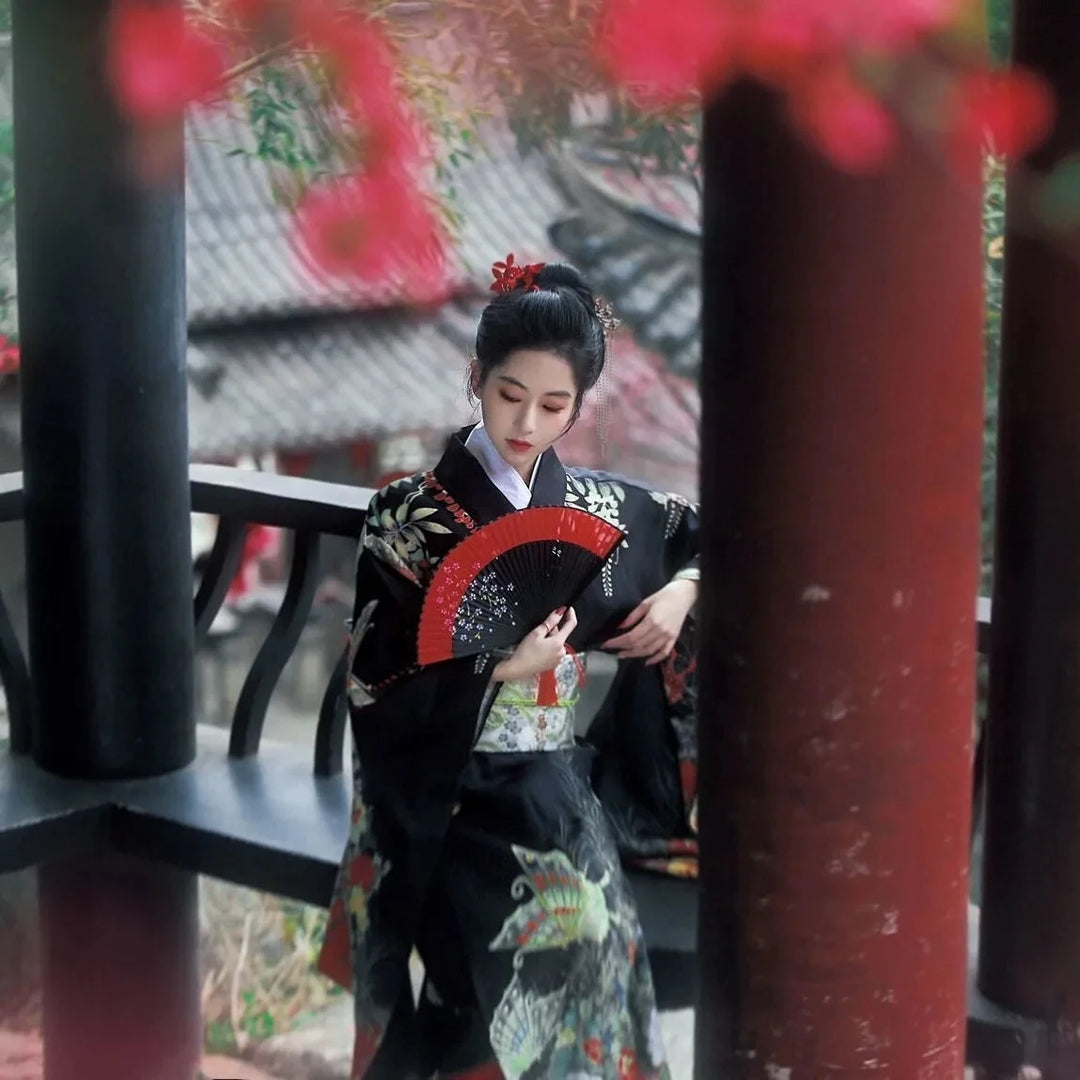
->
<box><xmin>319</xmin><ymin>428</ymin><xmax>699</xmax><ymax>1080</ymax></box>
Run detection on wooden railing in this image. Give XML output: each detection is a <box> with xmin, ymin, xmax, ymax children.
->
<box><xmin>0</xmin><ymin>465</ymin><xmax>372</xmax><ymax>774</ymax></box>
<box><xmin>0</xmin><ymin>465</ymin><xmax>996</xmax><ymax>1019</ymax></box>
<box><xmin>0</xmin><ymin>465</ymin><xmax>997</xmax><ymax>789</ymax></box>
<box><xmin>187</xmin><ymin>465</ymin><xmax>373</xmax><ymax>777</ymax></box>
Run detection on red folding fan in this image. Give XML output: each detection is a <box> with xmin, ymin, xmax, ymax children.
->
<box><xmin>417</xmin><ymin>505</ymin><xmax>624</xmax><ymax>679</ymax></box>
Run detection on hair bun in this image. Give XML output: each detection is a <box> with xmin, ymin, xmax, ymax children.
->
<box><xmin>534</xmin><ymin>263</ymin><xmax>596</xmax><ymax>314</ymax></box>
<box><xmin>474</xmin><ymin>258</ymin><xmax>606</xmax><ymax>410</ymax></box>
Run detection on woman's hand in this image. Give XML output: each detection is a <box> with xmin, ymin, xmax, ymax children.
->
<box><xmin>493</xmin><ymin>607</ymin><xmax>578</xmax><ymax>682</ymax></box>
<box><xmin>602</xmin><ymin>579</ymin><xmax>697</xmax><ymax>666</ymax></box>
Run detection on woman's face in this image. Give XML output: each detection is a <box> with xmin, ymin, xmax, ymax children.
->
<box><xmin>476</xmin><ymin>349</ymin><xmax>579</xmax><ymax>480</ymax></box>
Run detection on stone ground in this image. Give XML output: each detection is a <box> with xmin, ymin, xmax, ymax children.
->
<box><xmin>249</xmin><ymin>998</ymin><xmax>696</xmax><ymax>1080</ymax></box>
<box><xmin>0</xmin><ymin>1033</ymin><xmax>283</xmax><ymax>1080</ymax></box>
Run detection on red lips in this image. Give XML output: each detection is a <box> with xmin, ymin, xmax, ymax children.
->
<box><xmin>507</xmin><ymin>438</ymin><xmax>533</xmax><ymax>452</ymax></box>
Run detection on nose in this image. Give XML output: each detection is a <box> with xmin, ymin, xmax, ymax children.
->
<box><xmin>517</xmin><ymin>401</ymin><xmax>538</xmax><ymax>436</ymax></box>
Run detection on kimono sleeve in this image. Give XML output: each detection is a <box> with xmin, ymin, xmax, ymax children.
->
<box><xmin>587</xmin><ymin>483</ymin><xmax>700</xmax><ymax>875</ymax></box>
<box><xmin>660</xmin><ymin>492</ymin><xmax>700</xmax><ymax>586</ymax></box>
<box><xmin>349</xmin><ymin>496</ymin><xmax>425</xmax><ymax>699</ymax></box>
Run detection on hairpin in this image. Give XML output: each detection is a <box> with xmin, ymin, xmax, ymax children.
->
<box><xmin>490</xmin><ymin>253</ymin><xmax>545</xmax><ymax>294</ymax></box>
<box><xmin>594</xmin><ymin>296</ymin><xmax>621</xmax><ymax>336</ymax></box>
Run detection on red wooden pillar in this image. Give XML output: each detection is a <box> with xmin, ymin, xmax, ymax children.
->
<box><xmin>977</xmin><ymin>1</ymin><xmax>1080</xmax><ymax>1073</ymax></box>
<box><xmin>695</xmin><ymin>87</ymin><xmax>983</xmax><ymax>1078</ymax></box>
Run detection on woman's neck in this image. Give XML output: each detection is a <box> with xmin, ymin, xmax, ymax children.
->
<box><xmin>510</xmin><ymin>455</ymin><xmax>539</xmax><ymax>485</ymax></box>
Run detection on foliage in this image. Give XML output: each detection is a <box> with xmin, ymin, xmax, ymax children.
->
<box><xmin>96</xmin><ymin>0</ymin><xmax>1053</xmax><ymax>289</ymax></box>
<box><xmin>200</xmin><ymin>878</ymin><xmax>343</xmax><ymax>1055</ymax></box>
<box><xmin>982</xmin><ymin>157</ymin><xmax>1004</xmax><ymax>593</ymax></box>
<box><xmin>0</xmin><ymin>0</ymin><xmax>1027</xmax><ymax>578</ymax></box>
<box><xmin>987</xmin><ymin>0</ymin><xmax>1011</xmax><ymax>61</ymax></box>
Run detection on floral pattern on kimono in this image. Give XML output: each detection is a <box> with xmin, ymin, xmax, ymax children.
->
<box><xmin>568</xmin><ymin>473</ymin><xmax>701</xmax><ymax>880</ymax></box>
<box><xmin>318</xmin><ymin>775</ymin><xmax>394</xmax><ymax>1078</ymax></box>
<box><xmin>476</xmin><ymin>652</ymin><xmax>582</xmax><ymax>753</ymax></box>
<box><xmin>565</xmin><ymin>473</ymin><xmax>630</xmax><ymax>599</ymax></box>
<box><xmin>319</xmin><ymin>429</ymin><xmax>698</xmax><ymax>1079</ymax></box>
<box><xmin>483</xmin><ymin>817</ymin><xmax>671</xmax><ymax>1079</ymax></box>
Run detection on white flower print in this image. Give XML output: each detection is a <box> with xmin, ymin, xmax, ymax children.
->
<box><xmin>365</xmin><ymin>492</ymin><xmax>452</xmax><ymax>578</ymax></box>
<box><xmin>566</xmin><ymin>475</ymin><xmax>628</xmax><ymax>534</ymax></box>
<box><xmin>566</xmin><ymin>474</ymin><xmax>629</xmax><ymax>598</ymax></box>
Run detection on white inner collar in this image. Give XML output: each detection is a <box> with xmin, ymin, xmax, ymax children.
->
<box><xmin>464</xmin><ymin>423</ymin><xmax>541</xmax><ymax>511</ymax></box>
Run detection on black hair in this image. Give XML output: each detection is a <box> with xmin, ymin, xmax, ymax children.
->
<box><xmin>472</xmin><ymin>262</ymin><xmax>606</xmax><ymax>417</ymax></box>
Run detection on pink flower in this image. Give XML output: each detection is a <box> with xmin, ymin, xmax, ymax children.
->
<box><xmin>791</xmin><ymin>66</ymin><xmax>898</xmax><ymax>173</ymax></box>
<box><xmin>0</xmin><ymin>336</ymin><xmax>18</xmax><ymax>376</ymax></box>
<box><xmin>949</xmin><ymin>66</ymin><xmax>1056</xmax><ymax>168</ymax></box>
<box><xmin>294</xmin><ymin>170</ymin><xmax>450</xmax><ymax>302</ymax></box>
<box><xmin>598</xmin><ymin>0</ymin><xmax>731</xmax><ymax>104</ymax></box>
<box><xmin>756</xmin><ymin>0</ymin><xmax>965</xmax><ymax>52</ymax></box>
<box><xmin>300</xmin><ymin>9</ymin><xmax>428</xmax><ymax>171</ymax></box>
<box><xmin>108</xmin><ymin>3</ymin><xmax>226</xmax><ymax>123</ymax></box>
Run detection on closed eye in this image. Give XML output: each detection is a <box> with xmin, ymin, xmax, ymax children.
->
<box><xmin>499</xmin><ymin>391</ymin><xmax>523</xmax><ymax>404</ymax></box>
<box><xmin>543</xmin><ymin>405</ymin><xmax>567</xmax><ymax>414</ymax></box>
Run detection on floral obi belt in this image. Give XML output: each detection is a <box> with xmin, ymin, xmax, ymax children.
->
<box><xmin>474</xmin><ymin>651</ymin><xmax>583</xmax><ymax>754</ymax></box>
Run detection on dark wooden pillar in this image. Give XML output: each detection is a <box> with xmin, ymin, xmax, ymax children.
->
<box><xmin>696</xmin><ymin>87</ymin><xmax>983</xmax><ymax>1077</ymax></box>
<box><xmin>977</xmin><ymin>1</ymin><xmax>1080</xmax><ymax>1073</ymax></box>
<box><xmin>38</xmin><ymin>857</ymin><xmax>202</xmax><ymax>1080</ymax></box>
<box><xmin>13</xmin><ymin>0</ymin><xmax>195</xmax><ymax>779</ymax></box>
<box><xmin>12</xmin><ymin>1</ymin><xmax>201</xmax><ymax>1076</ymax></box>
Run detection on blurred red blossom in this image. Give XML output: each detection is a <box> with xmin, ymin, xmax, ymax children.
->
<box><xmin>108</xmin><ymin>2</ymin><xmax>226</xmax><ymax>123</ymax></box>
<box><xmin>598</xmin><ymin>0</ymin><xmax>1052</xmax><ymax>173</ymax></box>
<box><xmin>106</xmin><ymin>0</ymin><xmax>1060</xmax><ymax>293</ymax></box>
<box><xmin>294</xmin><ymin>170</ymin><xmax>450</xmax><ymax>302</ymax></box>
<box><xmin>790</xmin><ymin>65</ymin><xmax>899</xmax><ymax>173</ymax></box>
<box><xmin>948</xmin><ymin>66</ymin><xmax>1056</xmax><ymax>170</ymax></box>
<box><xmin>0</xmin><ymin>336</ymin><xmax>19</xmax><ymax>377</ymax></box>
<box><xmin>598</xmin><ymin>0</ymin><xmax>732</xmax><ymax>104</ymax></box>
<box><xmin>599</xmin><ymin>0</ymin><xmax>970</xmax><ymax>105</ymax></box>
<box><xmin>305</xmin><ymin>13</ymin><xmax>428</xmax><ymax>169</ymax></box>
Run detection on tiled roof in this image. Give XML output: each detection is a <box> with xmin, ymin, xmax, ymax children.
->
<box><xmin>185</xmin><ymin>107</ymin><xmax>566</xmax><ymax>328</ymax></box>
<box><xmin>547</xmin><ymin>146</ymin><xmax>702</xmax><ymax>379</ymax></box>
<box><xmin>0</xmin><ymin>33</ymin><xmax>701</xmax><ymax>476</ymax></box>
<box><xmin>187</xmin><ymin>309</ymin><xmax>476</xmax><ymax>460</ymax></box>
<box><xmin>183</xmin><ymin>103</ymin><xmax>573</xmax><ymax>460</ymax></box>
<box><xmin>186</xmin><ymin>108</ymin><xmax>364</xmax><ymax>329</ymax></box>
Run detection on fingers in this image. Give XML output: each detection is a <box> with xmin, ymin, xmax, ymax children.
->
<box><xmin>615</xmin><ymin>628</ymin><xmax>675</xmax><ymax>661</ymax></box>
<box><xmin>620</xmin><ymin>640</ymin><xmax>668</xmax><ymax>661</ymax></box>
<box><xmin>645</xmin><ymin>641</ymin><xmax>676</xmax><ymax>666</ymax></box>
<box><xmin>602</xmin><ymin>628</ymin><xmax>637</xmax><ymax>650</ymax></box>
<box><xmin>602</xmin><ymin>602</ymin><xmax>650</xmax><ymax>648</ymax></box>
<box><xmin>616</xmin><ymin>601</ymin><xmax>649</xmax><ymax>631</ymax></box>
<box><xmin>553</xmin><ymin>607</ymin><xmax>578</xmax><ymax>643</ymax></box>
<box><xmin>605</xmin><ymin>622</ymin><xmax>663</xmax><ymax>653</ymax></box>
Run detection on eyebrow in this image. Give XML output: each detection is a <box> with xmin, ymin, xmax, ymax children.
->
<box><xmin>497</xmin><ymin>374</ymin><xmax>573</xmax><ymax>400</ymax></box>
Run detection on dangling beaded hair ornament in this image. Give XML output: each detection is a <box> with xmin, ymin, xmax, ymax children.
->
<box><xmin>592</xmin><ymin>297</ymin><xmax>620</xmax><ymax>460</ymax></box>
<box><xmin>490</xmin><ymin>254</ymin><xmax>621</xmax><ymax>459</ymax></box>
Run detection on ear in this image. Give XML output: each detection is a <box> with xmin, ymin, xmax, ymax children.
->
<box><xmin>468</xmin><ymin>359</ymin><xmax>483</xmax><ymax>399</ymax></box>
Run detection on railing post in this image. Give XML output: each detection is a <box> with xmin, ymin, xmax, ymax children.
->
<box><xmin>13</xmin><ymin>0</ymin><xmax>195</xmax><ymax>778</ymax></box>
<box><xmin>696</xmin><ymin>87</ymin><xmax>983</xmax><ymax>1077</ymax></box>
<box><xmin>977</xmin><ymin>1</ymin><xmax>1080</xmax><ymax>1073</ymax></box>
<box><xmin>12</xmin><ymin>1</ymin><xmax>200</xmax><ymax>1076</ymax></box>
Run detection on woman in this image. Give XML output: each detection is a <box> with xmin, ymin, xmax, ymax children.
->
<box><xmin>319</xmin><ymin>259</ymin><xmax>699</xmax><ymax>1080</ymax></box>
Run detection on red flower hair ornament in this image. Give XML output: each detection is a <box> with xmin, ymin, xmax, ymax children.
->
<box><xmin>490</xmin><ymin>253</ymin><xmax>546</xmax><ymax>293</ymax></box>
